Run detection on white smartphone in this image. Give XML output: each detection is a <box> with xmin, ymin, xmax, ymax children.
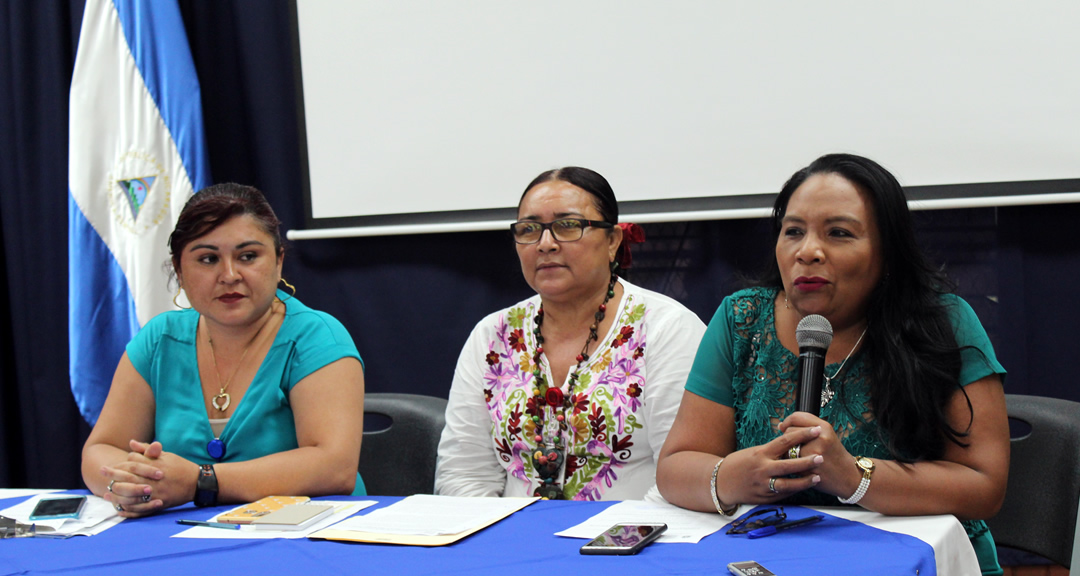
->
<box><xmin>728</xmin><ymin>560</ymin><xmax>778</xmax><ymax>576</ymax></box>
<box><xmin>579</xmin><ymin>523</ymin><xmax>667</xmax><ymax>555</ymax></box>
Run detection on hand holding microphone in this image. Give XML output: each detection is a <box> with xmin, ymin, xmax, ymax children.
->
<box><xmin>788</xmin><ymin>314</ymin><xmax>832</xmax><ymax>460</ymax></box>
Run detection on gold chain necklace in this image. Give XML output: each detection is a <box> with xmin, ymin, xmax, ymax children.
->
<box><xmin>204</xmin><ymin>304</ymin><xmax>277</xmax><ymax>412</ymax></box>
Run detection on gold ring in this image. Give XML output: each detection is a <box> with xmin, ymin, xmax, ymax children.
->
<box><xmin>788</xmin><ymin>445</ymin><xmax>801</xmax><ymax>459</ymax></box>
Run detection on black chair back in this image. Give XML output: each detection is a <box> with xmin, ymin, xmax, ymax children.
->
<box><xmin>985</xmin><ymin>394</ymin><xmax>1080</xmax><ymax>568</ymax></box>
<box><xmin>359</xmin><ymin>393</ymin><xmax>448</xmax><ymax>496</ymax></box>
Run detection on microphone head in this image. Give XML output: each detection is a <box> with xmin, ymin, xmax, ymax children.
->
<box><xmin>796</xmin><ymin>314</ymin><xmax>833</xmax><ymax>350</ymax></box>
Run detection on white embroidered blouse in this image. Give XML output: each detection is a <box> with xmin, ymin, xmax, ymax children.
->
<box><xmin>436</xmin><ymin>279</ymin><xmax>706</xmax><ymax>500</ymax></box>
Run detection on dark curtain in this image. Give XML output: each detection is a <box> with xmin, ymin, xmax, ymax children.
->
<box><xmin>0</xmin><ymin>0</ymin><xmax>88</xmax><ymax>489</ymax></box>
<box><xmin>2</xmin><ymin>0</ymin><xmax>1079</xmax><ymax>490</ymax></box>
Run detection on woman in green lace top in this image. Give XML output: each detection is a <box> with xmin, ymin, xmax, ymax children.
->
<box><xmin>656</xmin><ymin>154</ymin><xmax>1009</xmax><ymax>575</ymax></box>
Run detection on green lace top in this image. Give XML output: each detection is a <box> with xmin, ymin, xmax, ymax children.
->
<box><xmin>686</xmin><ymin>287</ymin><xmax>1006</xmax><ymax>575</ymax></box>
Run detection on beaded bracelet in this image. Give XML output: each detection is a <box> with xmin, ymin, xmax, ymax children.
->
<box><xmin>710</xmin><ymin>458</ymin><xmax>738</xmax><ymax>516</ymax></box>
<box><xmin>838</xmin><ymin>476</ymin><xmax>871</xmax><ymax>505</ymax></box>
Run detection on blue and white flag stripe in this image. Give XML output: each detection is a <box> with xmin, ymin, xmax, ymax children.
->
<box><xmin>69</xmin><ymin>0</ymin><xmax>210</xmax><ymax>425</ymax></box>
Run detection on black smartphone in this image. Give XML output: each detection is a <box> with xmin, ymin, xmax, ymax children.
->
<box><xmin>728</xmin><ymin>560</ymin><xmax>777</xmax><ymax>576</ymax></box>
<box><xmin>579</xmin><ymin>523</ymin><xmax>667</xmax><ymax>555</ymax></box>
<box><xmin>29</xmin><ymin>496</ymin><xmax>87</xmax><ymax>521</ymax></box>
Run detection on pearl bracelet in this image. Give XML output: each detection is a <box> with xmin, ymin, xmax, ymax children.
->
<box><xmin>710</xmin><ymin>458</ymin><xmax>738</xmax><ymax>516</ymax></box>
<box><xmin>838</xmin><ymin>476</ymin><xmax>871</xmax><ymax>505</ymax></box>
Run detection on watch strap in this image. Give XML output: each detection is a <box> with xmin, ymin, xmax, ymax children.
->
<box><xmin>838</xmin><ymin>456</ymin><xmax>872</xmax><ymax>505</ymax></box>
<box><xmin>194</xmin><ymin>464</ymin><xmax>219</xmax><ymax>507</ymax></box>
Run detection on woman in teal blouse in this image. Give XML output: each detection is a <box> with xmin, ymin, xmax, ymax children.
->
<box><xmin>657</xmin><ymin>154</ymin><xmax>1009</xmax><ymax>575</ymax></box>
<box><xmin>82</xmin><ymin>184</ymin><xmax>365</xmax><ymax>517</ymax></box>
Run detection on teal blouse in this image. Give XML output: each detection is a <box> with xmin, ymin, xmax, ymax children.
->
<box><xmin>686</xmin><ymin>287</ymin><xmax>1005</xmax><ymax>575</ymax></box>
<box><xmin>127</xmin><ymin>291</ymin><xmax>366</xmax><ymax>496</ymax></box>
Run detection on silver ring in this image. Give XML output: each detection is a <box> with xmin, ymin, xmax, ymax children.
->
<box><xmin>107</xmin><ymin>479</ymin><xmax>116</xmax><ymax>493</ymax></box>
<box><xmin>115</xmin><ymin>502</ymin><xmax>124</xmax><ymax>512</ymax></box>
<box><xmin>768</xmin><ymin>477</ymin><xmax>779</xmax><ymax>494</ymax></box>
<box><xmin>788</xmin><ymin>445</ymin><xmax>801</xmax><ymax>459</ymax></box>
<box><xmin>142</xmin><ymin>494</ymin><xmax>152</xmax><ymax>503</ymax></box>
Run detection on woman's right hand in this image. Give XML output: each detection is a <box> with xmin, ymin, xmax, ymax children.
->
<box><xmin>716</xmin><ymin>423</ymin><xmax>825</xmax><ymax>504</ymax></box>
<box><xmin>658</xmin><ymin>392</ymin><xmax>827</xmax><ymax>512</ymax></box>
<box><xmin>100</xmin><ymin>440</ymin><xmax>200</xmax><ymax>517</ymax></box>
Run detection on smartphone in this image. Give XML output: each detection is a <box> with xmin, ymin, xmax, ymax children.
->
<box><xmin>29</xmin><ymin>496</ymin><xmax>87</xmax><ymax>521</ymax></box>
<box><xmin>728</xmin><ymin>560</ymin><xmax>777</xmax><ymax>576</ymax></box>
<box><xmin>579</xmin><ymin>523</ymin><xmax>667</xmax><ymax>555</ymax></box>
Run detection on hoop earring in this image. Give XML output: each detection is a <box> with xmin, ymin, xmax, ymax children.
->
<box><xmin>279</xmin><ymin>277</ymin><xmax>296</xmax><ymax>301</ymax></box>
<box><xmin>173</xmin><ymin>287</ymin><xmax>191</xmax><ymax>310</ymax></box>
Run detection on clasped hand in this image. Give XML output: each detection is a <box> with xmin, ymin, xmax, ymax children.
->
<box><xmin>720</xmin><ymin>412</ymin><xmax>860</xmax><ymax>504</ymax></box>
<box><xmin>100</xmin><ymin>440</ymin><xmax>200</xmax><ymax>518</ymax></box>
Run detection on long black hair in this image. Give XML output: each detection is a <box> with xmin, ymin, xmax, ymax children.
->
<box><xmin>759</xmin><ymin>153</ymin><xmax>969</xmax><ymax>462</ymax></box>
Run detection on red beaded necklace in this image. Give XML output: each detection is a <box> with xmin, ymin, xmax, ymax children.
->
<box><xmin>529</xmin><ymin>272</ymin><xmax>617</xmax><ymax>499</ymax></box>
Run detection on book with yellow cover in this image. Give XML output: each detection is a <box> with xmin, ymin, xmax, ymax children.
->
<box><xmin>217</xmin><ymin>496</ymin><xmax>311</xmax><ymax>525</ymax></box>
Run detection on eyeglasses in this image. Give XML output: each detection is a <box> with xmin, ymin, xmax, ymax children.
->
<box><xmin>726</xmin><ymin>507</ymin><xmax>787</xmax><ymax>535</ymax></box>
<box><xmin>510</xmin><ymin>218</ymin><xmax>614</xmax><ymax>244</ymax></box>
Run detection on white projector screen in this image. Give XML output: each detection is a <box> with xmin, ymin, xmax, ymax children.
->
<box><xmin>290</xmin><ymin>1</ymin><xmax>1080</xmax><ymax>239</ymax></box>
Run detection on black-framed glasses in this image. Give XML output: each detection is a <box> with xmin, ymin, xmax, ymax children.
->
<box><xmin>510</xmin><ymin>218</ymin><xmax>614</xmax><ymax>244</ymax></box>
<box><xmin>726</xmin><ymin>507</ymin><xmax>787</xmax><ymax>534</ymax></box>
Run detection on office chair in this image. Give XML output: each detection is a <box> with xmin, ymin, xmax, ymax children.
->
<box><xmin>985</xmin><ymin>394</ymin><xmax>1080</xmax><ymax>568</ymax></box>
<box><xmin>359</xmin><ymin>393</ymin><xmax>448</xmax><ymax>496</ymax></box>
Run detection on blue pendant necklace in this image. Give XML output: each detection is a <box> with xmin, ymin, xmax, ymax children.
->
<box><xmin>202</xmin><ymin>306</ymin><xmax>276</xmax><ymax>461</ymax></box>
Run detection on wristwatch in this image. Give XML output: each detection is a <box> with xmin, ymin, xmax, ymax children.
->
<box><xmin>838</xmin><ymin>456</ymin><xmax>874</xmax><ymax>505</ymax></box>
<box><xmin>193</xmin><ymin>464</ymin><xmax>219</xmax><ymax>507</ymax></box>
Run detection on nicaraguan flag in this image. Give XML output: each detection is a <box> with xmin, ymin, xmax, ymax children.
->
<box><xmin>69</xmin><ymin>0</ymin><xmax>210</xmax><ymax>425</ymax></box>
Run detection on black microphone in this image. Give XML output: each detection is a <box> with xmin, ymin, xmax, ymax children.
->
<box><xmin>795</xmin><ymin>314</ymin><xmax>833</xmax><ymax>416</ymax></box>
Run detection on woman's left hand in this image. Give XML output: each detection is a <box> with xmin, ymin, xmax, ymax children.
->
<box><xmin>779</xmin><ymin>412</ymin><xmax>861</xmax><ymax>499</ymax></box>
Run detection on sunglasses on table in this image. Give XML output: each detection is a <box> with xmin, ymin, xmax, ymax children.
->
<box><xmin>725</xmin><ymin>507</ymin><xmax>788</xmax><ymax>535</ymax></box>
<box><xmin>510</xmin><ymin>218</ymin><xmax>614</xmax><ymax>244</ymax></box>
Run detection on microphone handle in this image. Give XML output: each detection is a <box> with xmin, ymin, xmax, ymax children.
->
<box><xmin>796</xmin><ymin>347</ymin><xmax>826</xmax><ymax>416</ymax></box>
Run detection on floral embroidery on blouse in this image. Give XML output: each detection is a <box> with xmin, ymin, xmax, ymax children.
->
<box><xmin>481</xmin><ymin>293</ymin><xmax>649</xmax><ymax>500</ymax></box>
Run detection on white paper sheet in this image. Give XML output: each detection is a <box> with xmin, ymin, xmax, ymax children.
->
<box><xmin>555</xmin><ymin>500</ymin><xmax>743</xmax><ymax>544</ymax></box>
<box><xmin>0</xmin><ymin>489</ymin><xmax>60</xmax><ymax>500</ymax></box>
<box><xmin>1</xmin><ymin>494</ymin><xmax>123</xmax><ymax>536</ymax></box>
<box><xmin>330</xmin><ymin>494</ymin><xmax>538</xmax><ymax>536</ymax></box>
<box><xmin>172</xmin><ymin>500</ymin><xmax>377</xmax><ymax>539</ymax></box>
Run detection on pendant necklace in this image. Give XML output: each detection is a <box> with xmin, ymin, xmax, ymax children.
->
<box><xmin>202</xmin><ymin>303</ymin><xmax>277</xmax><ymax>460</ymax></box>
<box><xmin>529</xmin><ymin>272</ymin><xmax>616</xmax><ymax>500</ymax></box>
<box><xmin>820</xmin><ymin>324</ymin><xmax>869</xmax><ymax>409</ymax></box>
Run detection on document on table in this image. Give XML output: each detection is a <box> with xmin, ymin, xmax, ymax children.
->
<box><xmin>329</xmin><ymin>495</ymin><xmax>537</xmax><ymax>536</ymax></box>
<box><xmin>555</xmin><ymin>500</ymin><xmax>739</xmax><ymax>543</ymax></box>
<box><xmin>173</xmin><ymin>500</ymin><xmax>376</xmax><ymax>539</ymax></box>
<box><xmin>1</xmin><ymin>494</ymin><xmax>122</xmax><ymax>537</ymax></box>
<box><xmin>310</xmin><ymin>495</ymin><xmax>538</xmax><ymax>546</ymax></box>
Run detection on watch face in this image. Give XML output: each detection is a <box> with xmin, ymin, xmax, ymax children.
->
<box><xmin>856</xmin><ymin>457</ymin><xmax>874</xmax><ymax>473</ymax></box>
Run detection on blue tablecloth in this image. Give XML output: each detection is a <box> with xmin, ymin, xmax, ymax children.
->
<box><xmin>0</xmin><ymin>494</ymin><xmax>936</xmax><ymax>576</ymax></box>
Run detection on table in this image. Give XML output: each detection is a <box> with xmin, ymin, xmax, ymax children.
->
<box><xmin>0</xmin><ymin>492</ymin><xmax>980</xmax><ymax>576</ymax></box>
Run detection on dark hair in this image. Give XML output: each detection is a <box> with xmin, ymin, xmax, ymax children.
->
<box><xmin>168</xmin><ymin>183</ymin><xmax>283</xmax><ymax>278</ymax></box>
<box><xmin>519</xmin><ymin>167</ymin><xmax>619</xmax><ymax>224</ymax></box>
<box><xmin>761</xmin><ymin>153</ymin><xmax>968</xmax><ymax>462</ymax></box>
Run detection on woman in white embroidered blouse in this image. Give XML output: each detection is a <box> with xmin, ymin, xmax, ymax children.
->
<box><xmin>436</xmin><ymin>167</ymin><xmax>706</xmax><ymax>500</ymax></box>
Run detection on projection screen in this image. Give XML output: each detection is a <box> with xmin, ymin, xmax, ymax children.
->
<box><xmin>289</xmin><ymin>1</ymin><xmax>1080</xmax><ymax>239</ymax></box>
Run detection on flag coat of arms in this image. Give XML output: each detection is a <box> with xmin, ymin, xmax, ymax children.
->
<box><xmin>69</xmin><ymin>0</ymin><xmax>210</xmax><ymax>424</ymax></box>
